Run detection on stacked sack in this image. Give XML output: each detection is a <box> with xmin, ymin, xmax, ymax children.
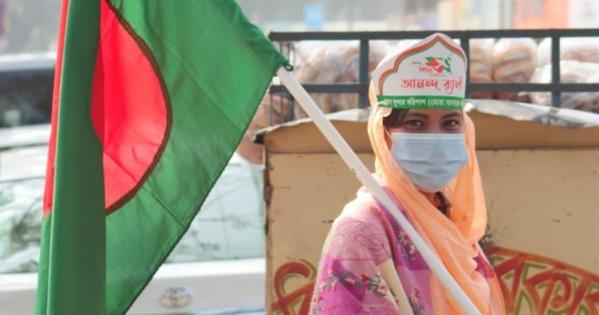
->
<box><xmin>491</xmin><ymin>38</ymin><xmax>538</xmax><ymax>102</ymax></box>
<box><xmin>469</xmin><ymin>39</ymin><xmax>495</xmax><ymax>99</ymax></box>
<box><xmin>530</xmin><ymin>37</ymin><xmax>599</xmax><ymax>113</ymax></box>
<box><xmin>470</xmin><ymin>36</ymin><xmax>599</xmax><ymax>114</ymax></box>
<box><xmin>237</xmin><ymin>41</ymin><xmax>389</xmax><ymax>164</ymax></box>
<box><xmin>292</xmin><ymin>41</ymin><xmax>389</xmax><ymax>118</ymax></box>
<box><xmin>537</xmin><ymin>37</ymin><xmax>599</xmax><ymax>66</ymax></box>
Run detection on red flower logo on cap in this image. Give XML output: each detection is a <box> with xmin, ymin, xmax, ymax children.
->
<box><xmin>417</xmin><ymin>56</ymin><xmax>452</xmax><ymax>76</ymax></box>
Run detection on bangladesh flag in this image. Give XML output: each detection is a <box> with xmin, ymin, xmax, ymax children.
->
<box><xmin>35</xmin><ymin>1</ymin><xmax>288</xmax><ymax>314</ymax></box>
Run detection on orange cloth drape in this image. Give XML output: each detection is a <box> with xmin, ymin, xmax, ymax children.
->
<box><xmin>367</xmin><ymin>85</ymin><xmax>506</xmax><ymax>314</ymax></box>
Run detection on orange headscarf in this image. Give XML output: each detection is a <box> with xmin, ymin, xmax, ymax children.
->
<box><xmin>367</xmin><ymin>84</ymin><xmax>506</xmax><ymax>314</ymax></box>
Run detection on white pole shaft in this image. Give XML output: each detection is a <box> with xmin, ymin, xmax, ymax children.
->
<box><xmin>277</xmin><ymin>67</ymin><xmax>481</xmax><ymax>315</ymax></box>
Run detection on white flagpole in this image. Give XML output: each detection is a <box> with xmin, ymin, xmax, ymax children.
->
<box><xmin>276</xmin><ymin>67</ymin><xmax>481</xmax><ymax>315</ymax></box>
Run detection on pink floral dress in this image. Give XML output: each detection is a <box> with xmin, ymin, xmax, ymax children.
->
<box><xmin>309</xmin><ymin>189</ymin><xmax>497</xmax><ymax>315</ymax></box>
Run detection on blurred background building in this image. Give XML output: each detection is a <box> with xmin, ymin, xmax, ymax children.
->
<box><xmin>238</xmin><ymin>0</ymin><xmax>599</xmax><ymax>33</ymax></box>
<box><xmin>2</xmin><ymin>0</ymin><xmax>599</xmax><ymax>57</ymax></box>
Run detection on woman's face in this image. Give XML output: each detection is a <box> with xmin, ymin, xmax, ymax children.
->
<box><xmin>388</xmin><ymin>109</ymin><xmax>464</xmax><ymax>134</ymax></box>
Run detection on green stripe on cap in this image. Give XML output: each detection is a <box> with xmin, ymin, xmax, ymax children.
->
<box><xmin>377</xmin><ymin>95</ymin><xmax>464</xmax><ymax>110</ymax></box>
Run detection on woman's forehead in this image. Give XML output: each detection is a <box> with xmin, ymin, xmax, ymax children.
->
<box><xmin>406</xmin><ymin>109</ymin><xmax>463</xmax><ymax>117</ymax></box>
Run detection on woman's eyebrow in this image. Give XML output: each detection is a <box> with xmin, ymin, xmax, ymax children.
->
<box><xmin>405</xmin><ymin>113</ymin><xmax>429</xmax><ymax>119</ymax></box>
<box><xmin>442</xmin><ymin>112</ymin><xmax>462</xmax><ymax>119</ymax></box>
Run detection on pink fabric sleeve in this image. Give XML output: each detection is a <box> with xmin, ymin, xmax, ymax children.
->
<box><xmin>309</xmin><ymin>211</ymin><xmax>399</xmax><ymax>315</ymax></box>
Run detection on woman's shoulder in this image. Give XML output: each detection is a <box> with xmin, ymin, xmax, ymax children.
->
<box><xmin>331</xmin><ymin>192</ymin><xmax>387</xmax><ymax>233</ymax></box>
<box><xmin>324</xmin><ymin>192</ymin><xmax>393</xmax><ymax>264</ymax></box>
<box><xmin>339</xmin><ymin>190</ymin><xmax>377</xmax><ymax>215</ymax></box>
<box><xmin>335</xmin><ymin>183</ymin><xmax>403</xmax><ymax>224</ymax></box>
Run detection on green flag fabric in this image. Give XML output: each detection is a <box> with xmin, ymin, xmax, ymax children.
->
<box><xmin>36</xmin><ymin>1</ymin><xmax>288</xmax><ymax>314</ymax></box>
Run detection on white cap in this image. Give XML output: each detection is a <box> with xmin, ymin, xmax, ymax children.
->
<box><xmin>371</xmin><ymin>33</ymin><xmax>467</xmax><ymax>110</ymax></box>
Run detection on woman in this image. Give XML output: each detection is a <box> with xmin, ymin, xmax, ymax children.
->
<box><xmin>308</xmin><ymin>33</ymin><xmax>506</xmax><ymax>314</ymax></box>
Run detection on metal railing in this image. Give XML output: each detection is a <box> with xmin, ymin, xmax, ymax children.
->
<box><xmin>268</xmin><ymin>29</ymin><xmax>599</xmax><ymax>124</ymax></box>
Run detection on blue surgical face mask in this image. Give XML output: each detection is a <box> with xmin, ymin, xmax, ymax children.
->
<box><xmin>390</xmin><ymin>132</ymin><xmax>468</xmax><ymax>193</ymax></box>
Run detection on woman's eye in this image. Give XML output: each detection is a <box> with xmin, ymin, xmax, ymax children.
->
<box><xmin>403</xmin><ymin>120</ymin><xmax>425</xmax><ymax>129</ymax></box>
<box><xmin>443</xmin><ymin>119</ymin><xmax>461</xmax><ymax>130</ymax></box>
